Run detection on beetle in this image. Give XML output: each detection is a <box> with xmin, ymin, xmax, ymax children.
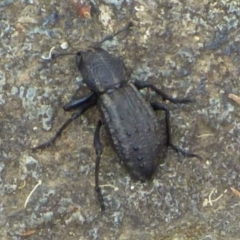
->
<box><xmin>32</xmin><ymin>23</ymin><xmax>200</xmax><ymax>211</ymax></box>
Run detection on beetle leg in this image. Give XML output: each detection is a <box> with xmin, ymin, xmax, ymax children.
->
<box><xmin>93</xmin><ymin>120</ymin><xmax>105</xmax><ymax>212</ymax></box>
<box><xmin>32</xmin><ymin>94</ymin><xmax>97</xmax><ymax>151</ymax></box>
<box><xmin>63</xmin><ymin>92</ymin><xmax>97</xmax><ymax>111</ymax></box>
<box><xmin>134</xmin><ymin>80</ymin><xmax>194</xmax><ymax>104</ymax></box>
<box><xmin>151</xmin><ymin>102</ymin><xmax>201</xmax><ymax>159</ymax></box>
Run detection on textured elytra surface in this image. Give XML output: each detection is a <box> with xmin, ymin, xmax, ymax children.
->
<box><xmin>99</xmin><ymin>84</ymin><xmax>167</xmax><ymax>180</ymax></box>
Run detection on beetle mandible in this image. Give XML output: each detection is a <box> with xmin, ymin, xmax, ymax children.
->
<box><xmin>33</xmin><ymin>23</ymin><xmax>200</xmax><ymax>211</ymax></box>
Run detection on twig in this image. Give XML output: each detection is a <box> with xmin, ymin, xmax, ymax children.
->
<box><xmin>24</xmin><ymin>180</ymin><xmax>42</xmax><ymax>208</ymax></box>
<box><xmin>41</xmin><ymin>46</ymin><xmax>55</xmax><ymax>60</ymax></box>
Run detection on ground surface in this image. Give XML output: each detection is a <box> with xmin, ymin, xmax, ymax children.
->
<box><xmin>0</xmin><ymin>0</ymin><xmax>240</xmax><ymax>239</ymax></box>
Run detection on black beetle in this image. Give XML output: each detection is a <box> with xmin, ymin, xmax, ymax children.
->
<box><xmin>33</xmin><ymin>23</ymin><xmax>200</xmax><ymax>211</ymax></box>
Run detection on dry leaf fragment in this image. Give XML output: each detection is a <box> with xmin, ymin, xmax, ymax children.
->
<box><xmin>20</xmin><ymin>229</ymin><xmax>36</xmax><ymax>236</ymax></box>
<box><xmin>230</xmin><ymin>187</ymin><xmax>240</xmax><ymax>198</ymax></box>
<box><xmin>228</xmin><ymin>93</ymin><xmax>240</xmax><ymax>105</ymax></box>
<box><xmin>70</xmin><ymin>0</ymin><xmax>91</xmax><ymax>18</ymax></box>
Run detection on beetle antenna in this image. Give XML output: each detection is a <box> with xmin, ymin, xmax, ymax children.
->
<box><xmin>94</xmin><ymin>22</ymin><xmax>133</xmax><ymax>47</ymax></box>
<box><xmin>42</xmin><ymin>46</ymin><xmax>76</xmax><ymax>60</ymax></box>
<box><xmin>42</xmin><ymin>22</ymin><xmax>133</xmax><ymax>61</ymax></box>
<box><xmin>49</xmin><ymin>47</ymin><xmax>86</xmax><ymax>59</ymax></box>
<box><xmin>51</xmin><ymin>52</ymin><xmax>76</xmax><ymax>59</ymax></box>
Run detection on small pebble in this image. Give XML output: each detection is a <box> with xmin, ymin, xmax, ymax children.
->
<box><xmin>60</xmin><ymin>41</ymin><xmax>68</xmax><ymax>50</ymax></box>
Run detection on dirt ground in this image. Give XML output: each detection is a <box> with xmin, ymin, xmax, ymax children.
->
<box><xmin>1</xmin><ymin>0</ymin><xmax>240</xmax><ymax>239</ymax></box>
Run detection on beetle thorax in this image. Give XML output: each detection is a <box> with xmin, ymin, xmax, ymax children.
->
<box><xmin>76</xmin><ymin>48</ymin><xmax>127</xmax><ymax>93</ymax></box>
